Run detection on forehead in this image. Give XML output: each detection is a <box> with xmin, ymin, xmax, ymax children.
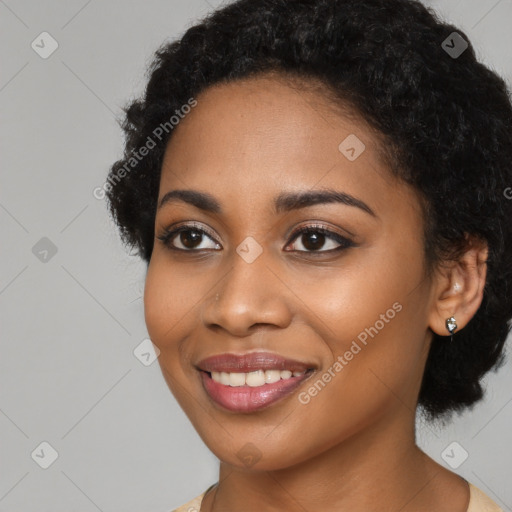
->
<box><xmin>158</xmin><ymin>74</ymin><xmax>404</xmax><ymax>217</ymax></box>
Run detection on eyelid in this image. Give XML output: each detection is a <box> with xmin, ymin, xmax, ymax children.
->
<box><xmin>285</xmin><ymin>222</ymin><xmax>354</xmax><ymax>252</ymax></box>
<box><xmin>160</xmin><ymin>221</ymin><xmax>218</xmax><ymax>241</ymax></box>
<box><xmin>285</xmin><ymin>220</ymin><xmax>356</xmax><ymax>240</ymax></box>
<box><xmin>288</xmin><ymin>221</ymin><xmax>352</xmax><ymax>240</ymax></box>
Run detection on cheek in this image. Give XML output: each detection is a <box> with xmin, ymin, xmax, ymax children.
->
<box><xmin>143</xmin><ymin>260</ymin><xmax>199</xmax><ymax>406</ymax></box>
<box><xmin>143</xmin><ymin>257</ymin><xmax>211</xmax><ymax>395</ymax></box>
<box><xmin>294</xmin><ymin>237</ymin><xmax>430</xmax><ymax>409</ymax></box>
<box><xmin>143</xmin><ymin>256</ymin><xmax>201</xmax><ymax>348</ymax></box>
<box><xmin>143</xmin><ymin>264</ymin><xmax>171</xmax><ymax>346</ymax></box>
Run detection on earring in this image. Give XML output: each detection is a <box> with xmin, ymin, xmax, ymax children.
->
<box><xmin>215</xmin><ymin>293</ymin><xmax>219</xmax><ymax>301</ymax></box>
<box><xmin>445</xmin><ymin>316</ymin><xmax>457</xmax><ymax>341</ymax></box>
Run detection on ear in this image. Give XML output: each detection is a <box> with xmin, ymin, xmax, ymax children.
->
<box><xmin>428</xmin><ymin>236</ymin><xmax>488</xmax><ymax>338</ymax></box>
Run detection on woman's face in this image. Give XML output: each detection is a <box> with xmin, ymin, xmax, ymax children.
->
<box><xmin>144</xmin><ymin>74</ymin><xmax>437</xmax><ymax>470</ymax></box>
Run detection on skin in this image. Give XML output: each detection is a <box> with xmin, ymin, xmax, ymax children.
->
<box><xmin>143</xmin><ymin>72</ymin><xmax>488</xmax><ymax>511</ymax></box>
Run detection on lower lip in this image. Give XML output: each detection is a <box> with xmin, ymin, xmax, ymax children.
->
<box><xmin>200</xmin><ymin>371</ymin><xmax>312</xmax><ymax>413</ymax></box>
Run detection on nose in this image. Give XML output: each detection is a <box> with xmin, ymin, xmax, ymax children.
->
<box><xmin>200</xmin><ymin>251</ymin><xmax>293</xmax><ymax>337</ymax></box>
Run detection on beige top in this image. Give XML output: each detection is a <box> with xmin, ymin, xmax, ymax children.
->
<box><xmin>173</xmin><ymin>482</ymin><xmax>503</xmax><ymax>512</ymax></box>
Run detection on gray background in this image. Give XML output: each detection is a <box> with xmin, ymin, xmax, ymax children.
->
<box><xmin>1</xmin><ymin>0</ymin><xmax>511</xmax><ymax>510</ymax></box>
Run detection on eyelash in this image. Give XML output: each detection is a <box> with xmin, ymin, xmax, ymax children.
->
<box><xmin>156</xmin><ymin>222</ymin><xmax>354</xmax><ymax>255</ymax></box>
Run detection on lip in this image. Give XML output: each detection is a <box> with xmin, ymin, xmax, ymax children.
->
<box><xmin>196</xmin><ymin>351</ymin><xmax>313</xmax><ymax>373</ymax></box>
<box><xmin>196</xmin><ymin>352</ymin><xmax>315</xmax><ymax>413</ymax></box>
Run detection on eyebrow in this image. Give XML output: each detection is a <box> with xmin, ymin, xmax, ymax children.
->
<box><xmin>158</xmin><ymin>188</ymin><xmax>376</xmax><ymax>217</ymax></box>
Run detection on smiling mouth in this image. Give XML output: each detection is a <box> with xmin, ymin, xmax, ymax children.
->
<box><xmin>196</xmin><ymin>351</ymin><xmax>316</xmax><ymax>413</ymax></box>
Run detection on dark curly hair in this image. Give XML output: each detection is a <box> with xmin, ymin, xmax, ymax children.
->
<box><xmin>105</xmin><ymin>0</ymin><xmax>512</xmax><ymax>421</ymax></box>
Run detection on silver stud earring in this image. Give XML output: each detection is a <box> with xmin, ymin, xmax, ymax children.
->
<box><xmin>445</xmin><ymin>316</ymin><xmax>457</xmax><ymax>341</ymax></box>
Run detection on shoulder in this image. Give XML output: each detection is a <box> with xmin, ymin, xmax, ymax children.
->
<box><xmin>467</xmin><ymin>483</ymin><xmax>503</xmax><ymax>512</ymax></box>
<box><xmin>171</xmin><ymin>483</ymin><xmax>216</xmax><ymax>512</ymax></box>
<box><xmin>170</xmin><ymin>481</ymin><xmax>503</xmax><ymax>511</ymax></box>
<box><xmin>172</xmin><ymin>491</ymin><xmax>205</xmax><ymax>512</ymax></box>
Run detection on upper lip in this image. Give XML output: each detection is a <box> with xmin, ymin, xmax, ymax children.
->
<box><xmin>196</xmin><ymin>351</ymin><xmax>314</xmax><ymax>373</ymax></box>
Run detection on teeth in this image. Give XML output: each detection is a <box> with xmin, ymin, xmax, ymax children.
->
<box><xmin>265</xmin><ymin>370</ymin><xmax>281</xmax><ymax>384</ymax></box>
<box><xmin>246</xmin><ymin>370</ymin><xmax>265</xmax><ymax>387</ymax></box>
<box><xmin>210</xmin><ymin>369</ymin><xmax>306</xmax><ymax>387</ymax></box>
<box><xmin>229</xmin><ymin>372</ymin><xmax>246</xmax><ymax>386</ymax></box>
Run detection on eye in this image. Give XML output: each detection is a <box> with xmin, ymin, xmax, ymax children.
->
<box><xmin>157</xmin><ymin>222</ymin><xmax>354</xmax><ymax>254</ymax></box>
<box><xmin>285</xmin><ymin>224</ymin><xmax>354</xmax><ymax>253</ymax></box>
<box><xmin>157</xmin><ymin>222</ymin><xmax>221</xmax><ymax>251</ymax></box>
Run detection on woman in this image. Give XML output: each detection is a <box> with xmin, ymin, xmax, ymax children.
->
<box><xmin>105</xmin><ymin>0</ymin><xmax>512</xmax><ymax>510</ymax></box>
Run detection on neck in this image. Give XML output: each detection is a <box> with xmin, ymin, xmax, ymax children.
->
<box><xmin>205</xmin><ymin>407</ymin><xmax>467</xmax><ymax>512</ymax></box>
